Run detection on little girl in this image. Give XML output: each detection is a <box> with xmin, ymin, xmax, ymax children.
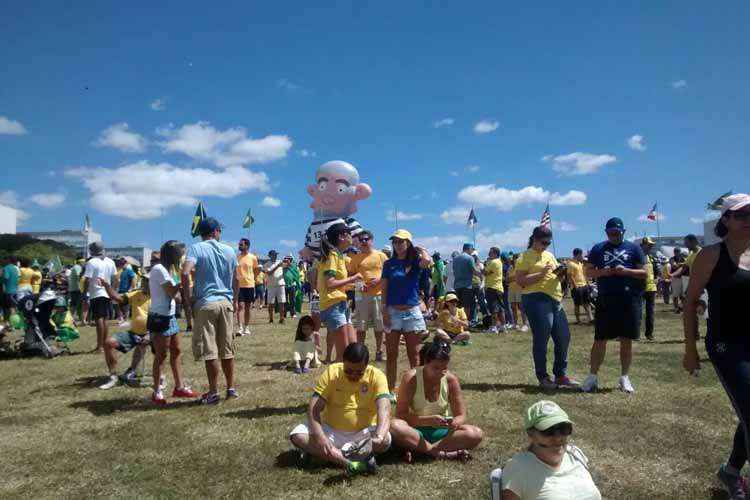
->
<box><xmin>435</xmin><ymin>293</ymin><xmax>471</xmax><ymax>345</ymax></box>
<box><xmin>293</xmin><ymin>315</ymin><xmax>319</xmax><ymax>374</ymax></box>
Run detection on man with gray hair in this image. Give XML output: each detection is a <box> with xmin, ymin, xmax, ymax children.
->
<box><xmin>83</xmin><ymin>242</ymin><xmax>117</xmax><ymax>354</ymax></box>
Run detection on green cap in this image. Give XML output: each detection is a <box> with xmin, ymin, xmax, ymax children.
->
<box><xmin>524</xmin><ymin>400</ymin><xmax>572</xmax><ymax>431</ymax></box>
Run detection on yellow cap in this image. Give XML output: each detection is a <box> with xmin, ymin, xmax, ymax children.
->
<box><xmin>390</xmin><ymin>229</ymin><xmax>413</xmax><ymax>242</ymax></box>
<box><xmin>444</xmin><ymin>293</ymin><xmax>459</xmax><ymax>303</ymax></box>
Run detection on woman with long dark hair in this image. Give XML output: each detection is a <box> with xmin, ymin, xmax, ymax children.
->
<box><xmin>381</xmin><ymin>229</ymin><xmax>433</xmax><ymax>392</ymax></box>
<box><xmin>683</xmin><ymin>194</ymin><xmax>750</xmax><ymax>498</ymax></box>
<box><xmin>148</xmin><ymin>241</ymin><xmax>197</xmax><ymax>405</ymax></box>
<box><xmin>515</xmin><ymin>226</ymin><xmax>578</xmax><ymax>390</ymax></box>
<box><xmin>317</xmin><ymin>222</ymin><xmax>362</xmax><ymax>362</ymax></box>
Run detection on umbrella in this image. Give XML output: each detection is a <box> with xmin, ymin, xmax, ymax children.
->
<box><xmin>123</xmin><ymin>256</ymin><xmax>141</xmax><ymax>267</ymax></box>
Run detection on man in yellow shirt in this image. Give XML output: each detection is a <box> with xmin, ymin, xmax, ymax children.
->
<box><xmin>567</xmin><ymin>248</ymin><xmax>593</xmax><ymax>324</ymax></box>
<box><xmin>347</xmin><ymin>230</ymin><xmax>388</xmax><ymax>361</ymax></box>
<box><xmin>30</xmin><ymin>263</ymin><xmax>43</xmax><ymax>294</ymax></box>
<box><xmin>640</xmin><ymin>238</ymin><xmax>659</xmax><ymax>341</ymax></box>
<box><xmin>289</xmin><ymin>343</ymin><xmax>391</xmax><ymax>476</ymax></box>
<box><xmin>235</xmin><ymin>238</ymin><xmax>260</xmax><ymax>336</ymax></box>
<box><xmin>483</xmin><ymin>247</ymin><xmax>507</xmax><ymax>333</ymax></box>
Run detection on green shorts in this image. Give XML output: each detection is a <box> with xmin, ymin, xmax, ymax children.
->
<box><xmin>416</xmin><ymin>426</ymin><xmax>450</xmax><ymax>443</ymax></box>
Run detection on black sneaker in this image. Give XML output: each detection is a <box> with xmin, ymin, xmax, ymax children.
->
<box><xmin>717</xmin><ymin>464</ymin><xmax>747</xmax><ymax>499</ymax></box>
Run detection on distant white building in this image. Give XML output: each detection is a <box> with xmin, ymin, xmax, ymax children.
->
<box><xmin>0</xmin><ymin>204</ymin><xmax>17</xmax><ymax>234</ymax></box>
<box><xmin>704</xmin><ymin>217</ymin><xmax>721</xmax><ymax>246</ymax></box>
<box><xmin>108</xmin><ymin>246</ymin><xmax>153</xmax><ymax>268</ymax></box>
<box><xmin>23</xmin><ymin>229</ymin><xmax>102</xmax><ymax>256</ymax></box>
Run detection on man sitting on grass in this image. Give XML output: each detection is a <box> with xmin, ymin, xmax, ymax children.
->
<box><xmin>289</xmin><ymin>343</ymin><xmax>391</xmax><ymax>476</ymax></box>
<box><xmin>97</xmin><ymin>275</ymin><xmax>152</xmax><ymax>390</ymax></box>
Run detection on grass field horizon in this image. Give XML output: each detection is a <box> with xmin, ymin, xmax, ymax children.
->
<box><xmin>0</xmin><ymin>299</ymin><xmax>738</xmax><ymax>499</ymax></box>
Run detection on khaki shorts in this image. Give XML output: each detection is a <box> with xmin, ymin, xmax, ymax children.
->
<box><xmin>193</xmin><ymin>299</ymin><xmax>235</xmax><ymax>361</ymax></box>
<box><xmin>671</xmin><ymin>277</ymin><xmax>683</xmax><ymax>299</ymax></box>
<box><xmin>354</xmin><ymin>294</ymin><xmax>384</xmax><ymax>332</ymax></box>
<box><xmin>267</xmin><ymin>285</ymin><xmax>286</xmax><ymax>304</ymax></box>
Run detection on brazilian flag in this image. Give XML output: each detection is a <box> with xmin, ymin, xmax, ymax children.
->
<box><xmin>191</xmin><ymin>202</ymin><xmax>206</xmax><ymax>238</ymax></box>
<box><xmin>242</xmin><ymin>208</ymin><xmax>254</xmax><ymax>228</ymax></box>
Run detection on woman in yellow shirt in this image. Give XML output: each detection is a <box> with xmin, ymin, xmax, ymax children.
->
<box><xmin>17</xmin><ymin>258</ymin><xmax>34</xmax><ymax>293</ymax></box>
<box><xmin>515</xmin><ymin>226</ymin><xmax>578</xmax><ymax>390</ymax></box>
<box><xmin>317</xmin><ymin>222</ymin><xmax>363</xmax><ymax>362</ymax></box>
<box><xmin>435</xmin><ymin>293</ymin><xmax>470</xmax><ymax>344</ymax></box>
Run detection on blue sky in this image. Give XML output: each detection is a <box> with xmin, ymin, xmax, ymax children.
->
<box><xmin>1</xmin><ymin>2</ymin><xmax>748</xmax><ymax>257</ymax></box>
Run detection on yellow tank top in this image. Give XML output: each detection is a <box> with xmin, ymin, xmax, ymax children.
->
<box><xmin>409</xmin><ymin>366</ymin><xmax>451</xmax><ymax>417</ymax></box>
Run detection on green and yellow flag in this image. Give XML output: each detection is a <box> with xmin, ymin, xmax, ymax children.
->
<box><xmin>242</xmin><ymin>208</ymin><xmax>254</xmax><ymax>229</ymax></box>
<box><xmin>191</xmin><ymin>202</ymin><xmax>206</xmax><ymax>238</ymax></box>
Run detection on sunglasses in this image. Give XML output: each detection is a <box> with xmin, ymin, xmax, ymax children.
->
<box><xmin>538</xmin><ymin>422</ymin><xmax>572</xmax><ymax>437</ymax></box>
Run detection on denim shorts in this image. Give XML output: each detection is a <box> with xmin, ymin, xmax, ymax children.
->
<box><xmin>387</xmin><ymin>306</ymin><xmax>426</xmax><ymax>332</ymax></box>
<box><xmin>152</xmin><ymin>316</ymin><xmax>180</xmax><ymax>338</ymax></box>
<box><xmin>320</xmin><ymin>300</ymin><xmax>351</xmax><ymax>331</ymax></box>
<box><xmin>113</xmin><ymin>331</ymin><xmax>145</xmax><ymax>353</ymax></box>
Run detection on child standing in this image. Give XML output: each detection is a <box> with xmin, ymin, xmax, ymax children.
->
<box><xmin>293</xmin><ymin>315</ymin><xmax>318</xmax><ymax>374</ymax></box>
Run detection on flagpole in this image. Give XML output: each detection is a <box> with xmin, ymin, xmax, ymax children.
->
<box><xmin>655</xmin><ymin>201</ymin><xmax>661</xmax><ymax>241</ymax></box>
<box><xmin>472</xmin><ymin>207</ymin><xmax>476</xmax><ymax>248</ymax></box>
<box><xmin>547</xmin><ymin>203</ymin><xmax>557</xmax><ymax>256</ymax></box>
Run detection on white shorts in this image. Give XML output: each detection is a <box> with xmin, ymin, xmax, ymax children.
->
<box><xmin>267</xmin><ymin>285</ymin><xmax>286</xmax><ymax>304</ymax></box>
<box><xmin>289</xmin><ymin>422</ymin><xmax>392</xmax><ymax>452</ymax></box>
<box><xmin>671</xmin><ymin>278</ymin><xmax>683</xmax><ymax>299</ymax></box>
<box><xmin>354</xmin><ymin>294</ymin><xmax>384</xmax><ymax>332</ymax></box>
<box><xmin>681</xmin><ymin>276</ymin><xmax>690</xmax><ymax>296</ymax></box>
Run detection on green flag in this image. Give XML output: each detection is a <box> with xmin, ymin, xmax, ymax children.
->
<box><xmin>191</xmin><ymin>202</ymin><xmax>207</xmax><ymax>238</ymax></box>
<box><xmin>242</xmin><ymin>208</ymin><xmax>254</xmax><ymax>228</ymax></box>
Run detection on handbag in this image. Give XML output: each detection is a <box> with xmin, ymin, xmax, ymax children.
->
<box><xmin>147</xmin><ymin>313</ymin><xmax>171</xmax><ymax>334</ymax></box>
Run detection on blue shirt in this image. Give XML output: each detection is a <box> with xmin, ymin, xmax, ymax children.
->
<box><xmin>1</xmin><ymin>264</ymin><xmax>19</xmax><ymax>294</ymax></box>
<box><xmin>382</xmin><ymin>257</ymin><xmax>421</xmax><ymax>307</ymax></box>
<box><xmin>588</xmin><ymin>240</ymin><xmax>646</xmax><ymax>296</ymax></box>
<box><xmin>118</xmin><ymin>267</ymin><xmax>136</xmax><ymax>293</ymax></box>
<box><xmin>186</xmin><ymin>239</ymin><xmax>237</xmax><ymax>308</ymax></box>
<box><xmin>452</xmin><ymin>253</ymin><xmax>475</xmax><ymax>289</ymax></box>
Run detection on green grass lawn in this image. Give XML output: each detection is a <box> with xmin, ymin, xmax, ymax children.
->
<box><xmin>0</xmin><ymin>300</ymin><xmax>737</xmax><ymax>499</ymax></box>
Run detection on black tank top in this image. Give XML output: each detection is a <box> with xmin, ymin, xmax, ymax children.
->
<box><xmin>707</xmin><ymin>242</ymin><xmax>750</xmax><ymax>342</ymax></box>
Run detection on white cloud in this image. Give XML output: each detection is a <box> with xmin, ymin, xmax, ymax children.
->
<box><xmin>543</xmin><ymin>152</ymin><xmax>617</xmax><ymax>175</ymax></box>
<box><xmin>30</xmin><ymin>193</ymin><xmax>65</xmax><ymax>208</ymax></box>
<box><xmin>473</xmin><ymin>119</ymin><xmax>500</xmax><ymax>134</ymax></box>
<box><xmin>159</xmin><ymin>121</ymin><xmax>292</xmax><ymax>167</ymax></box>
<box><xmin>0</xmin><ymin>191</ymin><xmax>30</xmax><ymax>222</ymax></box>
<box><xmin>298</xmin><ymin>149</ymin><xmax>317</xmax><ymax>158</ymax></box>
<box><xmin>627</xmin><ymin>134</ymin><xmax>646</xmax><ymax>151</ymax></box>
<box><xmin>386</xmin><ymin>210</ymin><xmax>423</xmax><ymax>222</ymax></box>
<box><xmin>466</xmin><ymin>165</ymin><xmax>481</xmax><ymax>173</ymax></box>
<box><xmin>150</xmin><ymin>98</ymin><xmax>166</xmax><ymax>111</ymax></box>
<box><xmin>414</xmin><ymin>220</ymin><xmax>543</xmax><ymax>255</ymax></box>
<box><xmin>95</xmin><ymin>123</ymin><xmax>147</xmax><ymax>153</ymax></box>
<box><xmin>672</xmin><ymin>80</ymin><xmax>687</xmax><ymax>89</ymax></box>
<box><xmin>279</xmin><ymin>239</ymin><xmax>298</xmax><ymax>247</ymax></box>
<box><xmin>690</xmin><ymin>217</ymin><xmax>705</xmax><ymax>224</ymax></box>
<box><xmin>0</xmin><ymin>116</ymin><xmax>28</xmax><ymax>135</ymax></box>
<box><xmin>638</xmin><ymin>212</ymin><xmax>667</xmax><ymax>222</ymax></box>
<box><xmin>555</xmin><ymin>221</ymin><xmax>578</xmax><ymax>232</ymax></box>
<box><xmin>277</xmin><ymin>78</ymin><xmax>301</xmax><ymax>91</ymax></box>
<box><xmin>450</xmin><ymin>171</ymin><xmax>459</xmax><ymax>177</ymax></box>
<box><xmin>456</xmin><ymin>185</ymin><xmax>587</xmax><ymax>211</ymax></box>
<box><xmin>433</xmin><ymin>118</ymin><xmax>454</xmax><ymax>128</ymax></box>
<box><xmin>440</xmin><ymin>206</ymin><xmax>471</xmax><ymax>224</ymax></box>
<box><xmin>261</xmin><ymin>196</ymin><xmax>281</xmax><ymax>207</ymax></box>
<box><xmin>65</xmin><ymin>161</ymin><xmax>270</xmax><ymax>219</ymax></box>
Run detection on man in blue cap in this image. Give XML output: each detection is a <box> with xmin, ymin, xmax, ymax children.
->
<box><xmin>581</xmin><ymin>217</ymin><xmax>646</xmax><ymax>394</ymax></box>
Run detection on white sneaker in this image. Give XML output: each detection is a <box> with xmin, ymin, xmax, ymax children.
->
<box><xmin>520</xmin><ymin>325</ymin><xmax>529</xmax><ymax>332</ymax></box>
<box><xmin>98</xmin><ymin>374</ymin><xmax>119</xmax><ymax>390</ymax></box>
<box><xmin>618</xmin><ymin>375</ymin><xmax>635</xmax><ymax>394</ymax></box>
<box><xmin>244</xmin><ymin>325</ymin><xmax>252</xmax><ymax>336</ymax></box>
<box><xmin>488</xmin><ymin>326</ymin><xmax>498</xmax><ymax>334</ymax></box>
<box><xmin>580</xmin><ymin>374</ymin><xmax>598</xmax><ymax>393</ymax></box>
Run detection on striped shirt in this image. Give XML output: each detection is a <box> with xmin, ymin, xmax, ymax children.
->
<box><xmin>304</xmin><ymin>217</ymin><xmax>364</xmax><ymax>260</ymax></box>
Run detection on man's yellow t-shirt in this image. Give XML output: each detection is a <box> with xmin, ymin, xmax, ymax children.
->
<box><xmin>125</xmin><ymin>290</ymin><xmax>151</xmax><ymax>335</ymax></box>
<box><xmin>644</xmin><ymin>255</ymin><xmax>657</xmax><ymax>292</ymax></box>
<box><xmin>347</xmin><ymin>250</ymin><xmax>388</xmax><ymax>296</ymax></box>
<box><xmin>515</xmin><ymin>249</ymin><xmax>562</xmax><ymax>302</ymax></box>
<box><xmin>484</xmin><ymin>258</ymin><xmax>504</xmax><ymax>292</ymax></box>
<box><xmin>685</xmin><ymin>248</ymin><xmax>702</xmax><ymax>271</ymax></box>
<box><xmin>31</xmin><ymin>270</ymin><xmax>43</xmax><ymax>293</ymax></box>
<box><xmin>661</xmin><ymin>262</ymin><xmax>671</xmax><ymax>280</ymax></box>
<box><xmin>438</xmin><ymin>307</ymin><xmax>468</xmax><ymax>334</ymax></box>
<box><xmin>314</xmin><ymin>363</ymin><xmax>390</xmax><ymax>432</ymax></box>
<box><xmin>567</xmin><ymin>260</ymin><xmax>588</xmax><ymax>288</ymax></box>
<box><xmin>318</xmin><ymin>250</ymin><xmax>349</xmax><ymax>310</ymax></box>
<box><xmin>18</xmin><ymin>267</ymin><xmax>34</xmax><ymax>289</ymax></box>
<box><xmin>255</xmin><ymin>271</ymin><xmax>265</xmax><ymax>286</ymax></box>
<box><xmin>237</xmin><ymin>253</ymin><xmax>259</xmax><ymax>288</ymax></box>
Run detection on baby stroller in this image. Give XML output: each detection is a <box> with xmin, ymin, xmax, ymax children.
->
<box><xmin>15</xmin><ymin>288</ymin><xmax>68</xmax><ymax>358</ymax></box>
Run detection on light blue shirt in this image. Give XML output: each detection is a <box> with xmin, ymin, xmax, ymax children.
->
<box><xmin>452</xmin><ymin>253</ymin><xmax>475</xmax><ymax>289</ymax></box>
<box><xmin>2</xmin><ymin>264</ymin><xmax>20</xmax><ymax>295</ymax></box>
<box><xmin>186</xmin><ymin>239</ymin><xmax>237</xmax><ymax>308</ymax></box>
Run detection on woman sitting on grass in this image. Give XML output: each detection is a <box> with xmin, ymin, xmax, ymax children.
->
<box><xmin>500</xmin><ymin>400</ymin><xmax>600</xmax><ymax>500</ymax></box>
<box><xmin>435</xmin><ymin>292</ymin><xmax>470</xmax><ymax>345</ymax></box>
<box><xmin>292</xmin><ymin>315</ymin><xmax>319</xmax><ymax>374</ymax></box>
<box><xmin>389</xmin><ymin>339</ymin><xmax>483</xmax><ymax>462</ymax></box>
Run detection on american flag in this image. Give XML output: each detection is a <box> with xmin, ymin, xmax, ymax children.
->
<box><xmin>646</xmin><ymin>202</ymin><xmax>658</xmax><ymax>221</ymax></box>
<box><xmin>467</xmin><ymin>208</ymin><xmax>478</xmax><ymax>228</ymax></box>
<box><xmin>540</xmin><ymin>204</ymin><xmax>551</xmax><ymax>228</ymax></box>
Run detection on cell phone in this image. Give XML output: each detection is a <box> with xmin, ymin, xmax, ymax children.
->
<box><xmin>444</xmin><ymin>416</ymin><xmax>454</xmax><ymax>424</ymax></box>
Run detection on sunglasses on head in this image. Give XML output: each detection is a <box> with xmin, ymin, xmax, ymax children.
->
<box><xmin>538</xmin><ymin>422</ymin><xmax>572</xmax><ymax>437</ymax></box>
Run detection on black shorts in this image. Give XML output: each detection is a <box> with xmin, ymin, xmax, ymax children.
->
<box><xmin>89</xmin><ymin>297</ymin><xmax>111</xmax><ymax>320</ymax></box>
<box><xmin>594</xmin><ymin>294</ymin><xmax>642</xmax><ymax>340</ymax></box>
<box><xmin>571</xmin><ymin>286</ymin><xmax>591</xmax><ymax>307</ymax></box>
<box><xmin>68</xmin><ymin>291</ymin><xmax>82</xmax><ymax>309</ymax></box>
<box><xmin>485</xmin><ymin>287</ymin><xmax>504</xmax><ymax>315</ymax></box>
<box><xmin>1</xmin><ymin>293</ymin><xmax>16</xmax><ymax>311</ymax></box>
<box><xmin>237</xmin><ymin>287</ymin><xmax>255</xmax><ymax>303</ymax></box>
<box><xmin>456</xmin><ymin>287</ymin><xmax>474</xmax><ymax>311</ymax></box>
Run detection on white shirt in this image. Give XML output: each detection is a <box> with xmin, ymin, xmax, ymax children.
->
<box><xmin>84</xmin><ymin>256</ymin><xmax>117</xmax><ymax>299</ymax></box>
<box><xmin>264</xmin><ymin>259</ymin><xmax>285</xmax><ymax>287</ymax></box>
<box><xmin>149</xmin><ymin>264</ymin><xmax>176</xmax><ymax>316</ymax></box>
<box><xmin>502</xmin><ymin>446</ymin><xmax>601</xmax><ymax>500</ymax></box>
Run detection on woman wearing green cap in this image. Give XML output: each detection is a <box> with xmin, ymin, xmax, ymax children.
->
<box><xmin>500</xmin><ymin>400</ymin><xmax>600</xmax><ymax>499</ymax></box>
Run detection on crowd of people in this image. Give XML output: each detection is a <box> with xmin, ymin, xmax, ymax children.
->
<box><xmin>1</xmin><ymin>192</ymin><xmax>749</xmax><ymax>498</ymax></box>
